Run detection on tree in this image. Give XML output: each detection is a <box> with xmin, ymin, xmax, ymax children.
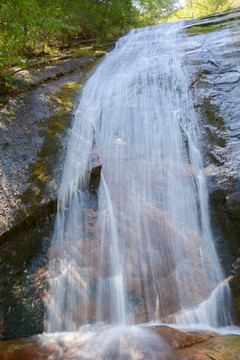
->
<box><xmin>136</xmin><ymin>0</ymin><xmax>179</xmax><ymax>24</ymax></box>
<box><xmin>169</xmin><ymin>0</ymin><xmax>240</xmax><ymax>20</ymax></box>
<box><xmin>0</xmin><ymin>0</ymin><xmax>178</xmax><ymax>93</ymax></box>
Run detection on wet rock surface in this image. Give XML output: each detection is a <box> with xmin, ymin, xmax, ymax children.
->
<box><xmin>184</xmin><ymin>8</ymin><xmax>240</xmax><ymax>321</ymax></box>
<box><xmin>12</xmin><ymin>56</ymin><xmax>96</xmax><ymax>87</ymax></box>
<box><xmin>174</xmin><ymin>333</ymin><xmax>240</xmax><ymax>360</ymax></box>
<box><xmin>0</xmin><ymin>326</ymin><xmax>239</xmax><ymax>360</ymax></box>
<box><xmin>0</xmin><ymin>39</ymin><xmax>115</xmax><ymax>239</ymax></box>
<box><xmin>0</xmin><ymin>7</ymin><xmax>240</xmax><ymax>356</ymax></box>
<box><xmin>0</xmin><ymin>48</ymin><xmax>104</xmax><ymax>337</ymax></box>
<box><xmin>0</xmin><ymin>65</ymin><xmax>102</xmax><ymax>238</ymax></box>
<box><xmin>0</xmin><ymin>218</ymin><xmax>52</xmax><ymax>338</ymax></box>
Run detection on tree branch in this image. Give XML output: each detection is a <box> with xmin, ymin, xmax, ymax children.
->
<box><xmin>0</xmin><ymin>20</ymin><xmax>17</xmax><ymax>24</ymax></box>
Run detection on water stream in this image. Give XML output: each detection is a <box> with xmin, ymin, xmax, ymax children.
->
<box><xmin>44</xmin><ymin>21</ymin><xmax>234</xmax><ymax>357</ymax></box>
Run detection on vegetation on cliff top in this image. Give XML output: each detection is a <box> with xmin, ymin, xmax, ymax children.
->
<box><xmin>0</xmin><ymin>0</ymin><xmax>177</xmax><ymax>93</ymax></box>
<box><xmin>0</xmin><ymin>0</ymin><xmax>239</xmax><ymax>94</ymax></box>
<box><xmin>169</xmin><ymin>0</ymin><xmax>240</xmax><ymax>21</ymax></box>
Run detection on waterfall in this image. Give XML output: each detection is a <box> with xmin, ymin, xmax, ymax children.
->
<box><xmin>45</xmin><ymin>22</ymin><xmax>233</xmax><ymax>334</ymax></box>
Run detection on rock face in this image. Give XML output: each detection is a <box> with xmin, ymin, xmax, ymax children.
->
<box><xmin>0</xmin><ymin>6</ymin><xmax>240</xmax><ymax>347</ymax></box>
<box><xmin>0</xmin><ymin>57</ymin><xmax>103</xmax><ymax>239</ymax></box>
<box><xmin>0</xmin><ymin>326</ymin><xmax>239</xmax><ymax>360</ymax></box>
<box><xmin>0</xmin><ymin>53</ymin><xmax>103</xmax><ymax>338</ymax></box>
<box><xmin>184</xmin><ymin>8</ymin><xmax>240</xmax><ymax>321</ymax></box>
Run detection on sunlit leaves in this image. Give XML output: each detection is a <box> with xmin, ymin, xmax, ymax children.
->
<box><xmin>136</xmin><ymin>0</ymin><xmax>178</xmax><ymax>23</ymax></box>
<box><xmin>169</xmin><ymin>0</ymin><xmax>240</xmax><ymax>20</ymax></box>
<box><xmin>0</xmin><ymin>0</ymin><xmax>179</xmax><ymax>93</ymax></box>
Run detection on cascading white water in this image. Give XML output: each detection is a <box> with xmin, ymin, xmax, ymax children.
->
<box><xmin>45</xmin><ymin>21</ymin><xmax>233</xmax><ymax>334</ymax></box>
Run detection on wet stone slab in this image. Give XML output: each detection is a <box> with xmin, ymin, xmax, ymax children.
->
<box><xmin>0</xmin><ymin>326</ymin><xmax>239</xmax><ymax>360</ymax></box>
<box><xmin>0</xmin><ymin>73</ymin><xmax>80</xmax><ymax>237</ymax></box>
<box><xmin>0</xmin><ymin>56</ymin><xmax>103</xmax><ymax>238</ymax></box>
<box><xmin>0</xmin><ymin>7</ymin><xmax>240</xmax><ymax>347</ymax></box>
<box><xmin>0</xmin><ymin>54</ymin><xmax>103</xmax><ymax>338</ymax></box>
<box><xmin>184</xmin><ymin>8</ymin><xmax>240</xmax><ymax>321</ymax></box>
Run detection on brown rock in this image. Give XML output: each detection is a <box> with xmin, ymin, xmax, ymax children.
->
<box><xmin>174</xmin><ymin>333</ymin><xmax>240</xmax><ymax>360</ymax></box>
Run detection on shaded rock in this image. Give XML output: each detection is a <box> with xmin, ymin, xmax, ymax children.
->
<box><xmin>90</xmin><ymin>145</ymin><xmax>102</xmax><ymax>178</ymax></box>
<box><xmin>225</xmin><ymin>192</ymin><xmax>240</xmax><ymax>219</ymax></box>
<box><xmin>0</xmin><ymin>217</ymin><xmax>52</xmax><ymax>338</ymax></box>
<box><xmin>185</xmin><ymin>8</ymin><xmax>240</xmax><ymax>321</ymax></box>
<box><xmin>0</xmin><ymin>184</ymin><xmax>101</xmax><ymax>338</ymax></box>
<box><xmin>0</xmin><ymin>52</ymin><xmax>104</xmax><ymax>338</ymax></box>
<box><xmin>0</xmin><ymin>337</ymin><xmax>49</xmax><ymax>360</ymax></box>
<box><xmin>230</xmin><ymin>260</ymin><xmax>240</xmax><ymax>324</ymax></box>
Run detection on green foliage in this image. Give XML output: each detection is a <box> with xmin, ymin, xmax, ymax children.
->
<box><xmin>169</xmin><ymin>0</ymin><xmax>240</xmax><ymax>21</ymax></box>
<box><xmin>0</xmin><ymin>0</ymin><xmax>179</xmax><ymax>93</ymax></box>
<box><xmin>1</xmin><ymin>0</ymin><xmax>238</xmax><ymax>94</ymax></box>
<box><xmin>137</xmin><ymin>0</ymin><xmax>178</xmax><ymax>25</ymax></box>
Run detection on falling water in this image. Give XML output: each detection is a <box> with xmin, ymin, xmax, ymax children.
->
<box><xmin>45</xmin><ymin>21</ymin><xmax>233</xmax><ymax>337</ymax></box>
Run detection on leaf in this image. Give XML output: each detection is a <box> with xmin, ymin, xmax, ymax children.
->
<box><xmin>4</xmin><ymin>74</ymin><xmax>12</xmax><ymax>81</ymax></box>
